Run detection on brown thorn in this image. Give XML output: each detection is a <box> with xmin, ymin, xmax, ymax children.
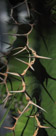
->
<box><xmin>28</xmin><ymin>46</ymin><xmax>52</xmax><ymax>60</ymax></box>
<box><xmin>29</xmin><ymin>100</ymin><xmax>47</xmax><ymax>112</ymax></box>
<box><xmin>33</xmin><ymin>128</ymin><xmax>39</xmax><ymax>136</ymax></box>
<box><xmin>13</xmin><ymin>46</ymin><xmax>26</xmax><ymax>56</ymax></box>
<box><xmin>35</xmin><ymin>115</ymin><xmax>50</xmax><ymax>129</ymax></box>
<box><xmin>10</xmin><ymin>79</ymin><xmax>25</xmax><ymax>93</ymax></box>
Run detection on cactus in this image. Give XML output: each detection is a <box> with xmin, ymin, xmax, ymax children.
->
<box><xmin>0</xmin><ymin>0</ymin><xmax>56</xmax><ymax>136</ymax></box>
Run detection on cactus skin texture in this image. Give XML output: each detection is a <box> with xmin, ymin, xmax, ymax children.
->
<box><xmin>0</xmin><ymin>0</ymin><xmax>56</xmax><ymax>136</ymax></box>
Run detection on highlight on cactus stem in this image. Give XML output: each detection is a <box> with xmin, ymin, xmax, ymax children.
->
<box><xmin>0</xmin><ymin>0</ymin><xmax>56</xmax><ymax>136</ymax></box>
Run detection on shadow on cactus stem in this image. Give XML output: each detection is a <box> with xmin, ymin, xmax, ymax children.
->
<box><xmin>29</xmin><ymin>59</ymin><xmax>56</xmax><ymax>104</ymax></box>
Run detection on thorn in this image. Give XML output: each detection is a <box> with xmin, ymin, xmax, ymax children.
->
<box><xmin>15</xmin><ymin>58</ymin><xmax>35</xmax><ymax>71</ymax></box>
<box><xmin>29</xmin><ymin>100</ymin><xmax>47</xmax><ymax>112</ymax></box>
<box><xmin>13</xmin><ymin>47</ymin><xmax>23</xmax><ymax>50</ymax></box>
<box><xmin>33</xmin><ymin>128</ymin><xmax>39</xmax><ymax>136</ymax></box>
<box><xmin>13</xmin><ymin>116</ymin><xmax>18</xmax><ymax>121</ymax></box>
<box><xmin>10</xmin><ymin>90</ymin><xmax>25</xmax><ymax>93</ymax></box>
<box><xmin>18</xmin><ymin>110</ymin><xmax>22</xmax><ymax>114</ymax></box>
<box><xmin>37</xmin><ymin>55</ymin><xmax>52</xmax><ymax>60</ymax></box>
<box><xmin>4</xmin><ymin>126</ymin><xmax>14</xmax><ymax>131</ymax></box>
<box><xmin>13</xmin><ymin>47</ymin><xmax>26</xmax><ymax>56</ymax></box>
<box><xmin>7</xmin><ymin>72</ymin><xmax>20</xmax><ymax>77</ymax></box>
<box><xmin>30</xmin><ymin>66</ymin><xmax>35</xmax><ymax>71</ymax></box>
